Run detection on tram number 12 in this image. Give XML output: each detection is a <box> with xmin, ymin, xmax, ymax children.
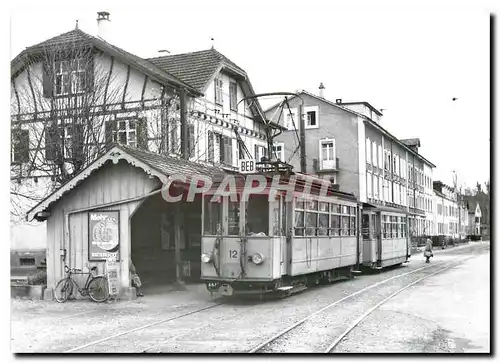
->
<box><xmin>229</xmin><ymin>249</ymin><xmax>238</xmax><ymax>259</ymax></box>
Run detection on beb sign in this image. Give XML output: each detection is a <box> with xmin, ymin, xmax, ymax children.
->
<box><xmin>239</xmin><ymin>159</ymin><xmax>256</xmax><ymax>174</ymax></box>
<box><xmin>89</xmin><ymin>211</ymin><xmax>120</xmax><ymax>261</ymax></box>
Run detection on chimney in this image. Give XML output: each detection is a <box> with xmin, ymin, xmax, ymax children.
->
<box><xmin>319</xmin><ymin>82</ymin><xmax>325</xmax><ymax>98</ymax></box>
<box><xmin>97</xmin><ymin>11</ymin><xmax>111</xmax><ymax>41</ymax></box>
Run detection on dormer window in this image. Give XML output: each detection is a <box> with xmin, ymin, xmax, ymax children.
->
<box><xmin>229</xmin><ymin>82</ymin><xmax>237</xmax><ymax>112</ymax></box>
<box><xmin>54</xmin><ymin>59</ymin><xmax>87</xmax><ymax>96</ymax></box>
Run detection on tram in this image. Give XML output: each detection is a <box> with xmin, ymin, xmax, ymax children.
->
<box><xmin>361</xmin><ymin>203</ymin><xmax>411</xmax><ymax>269</ymax></box>
<box><xmin>199</xmin><ymin>166</ymin><xmax>361</xmax><ymax>296</ymax></box>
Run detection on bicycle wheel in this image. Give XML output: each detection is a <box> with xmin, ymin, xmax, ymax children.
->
<box><xmin>54</xmin><ymin>278</ymin><xmax>73</xmax><ymax>303</ymax></box>
<box><xmin>87</xmin><ymin>276</ymin><xmax>109</xmax><ymax>303</ymax></box>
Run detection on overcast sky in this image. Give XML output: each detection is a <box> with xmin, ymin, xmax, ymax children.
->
<box><xmin>8</xmin><ymin>0</ymin><xmax>492</xmax><ymax>190</ymax></box>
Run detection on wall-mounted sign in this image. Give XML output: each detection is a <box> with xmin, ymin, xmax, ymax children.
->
<box><xmin>89</xmin><ymin>211</ymin><xmax>120</xmax><ymax>261</ymax></box>
<box><xmin>239</xmin><ymin>159</ymin><xmax>256</xmax><ymax>174</ymax></box>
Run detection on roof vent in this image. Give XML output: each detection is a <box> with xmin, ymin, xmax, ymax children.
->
<box><xmin>336</xmin><ymin>99</ymin><xmax>342</xmax><ymax>104</ymax></box>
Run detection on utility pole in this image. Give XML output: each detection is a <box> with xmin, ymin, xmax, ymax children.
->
<box><xmin>175</xmin><ymin>86</ymin><xmax>188</xmax><ymax>290</ymax></box>
<box><xmin>298</xmin><ymin>103</ymin><xmax>306</xmax><ymax>173</ymax></box>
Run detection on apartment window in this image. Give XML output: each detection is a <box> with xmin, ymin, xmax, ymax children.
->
<box><xmin>319</xmin><ymin>139</ymin><xmax>335</xmax><ymax>169</ymax></box>
<box><xmin>304</xmin><ymin>106</ymin><xmax>319</xmax><ymax>129</ymax></box>
<box><xmin>12</xmin><ymin>128</ymin><xmax>29</xmax><ymax>164</ymax></box>
<box><xmin>222</xmin><ymin>136</ymin><xmax>233</xmax><ymax>166</ymax></box>
<box><xmin>378</xmin><ymin>144</ymin><xmax>383</xmax><ymax>167</ymax></box>
<box><xmin>283</xmin><ymin>108</ymin><xmax>298</xmax><ymax>130</ymax></box>
<box><xmin>393</xmin><ymin>155</ymin><xmax>398</xmax><ymax>175</ymax></box>
<box><xmin>272</xmin><ymin>142</ymin><xmax>284</xmax><ymax>162</ymax></box>
<box><xmin>117</xmin><ymin>120</ymin><xmax>137</xmax><ymax>148</ymax></box>
<box><xmin>367</xmin><ymin>172</ymin><xmax>373</xmax><ymax>198</ymax></box>
<box><xmin>229</xmin><ymin>82</ymin><xmax>237</xmax><ymax>112</ymax></box>
<box><xmin>54</xmin><ymin>59</ymin><xmax>87</xmax><ymax>96</ymax></box>
<box><xmin>254</xmin><ymin>144</ymin><xmax>267</xmax><ymax>162</ymax></box>
<box><xmin>374</xmin><ymin>175</ymin><xmax>379</xmax><ymax>199</ymax></box>
<box><xmin>366</xmin><ymin>138</ymin><xmax>371</xmax><ymax>164</ymax></box>
<box><xmin>214</xmin><ymin>78</ymin><xmax>223</xmax><ymax>105</ymax></box>
<box><xmin>379</xmin><ymin>176</ymin><xmax>384</xmax><ymax>201</ymax></box>
<box><xmin>372</xmin><ymin>142</ymin><xmax>377</xmax><ymax>167</ymax></box>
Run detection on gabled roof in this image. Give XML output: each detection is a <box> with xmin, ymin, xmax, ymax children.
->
<box><xmin>26</xmin><ymin>144</ymin><xmax>226</xmax><ymax>221</ymax></box>
<box><xmin>11</xmin><ymin>29</ymin><xmax>202</xmax><ymax>96</ymax></box>
<box><xmin>149</xmin><ymin>48</ymin><xmax>266</xmax><ymax>123</ymax></box>
<box><xmin>148</xmin><ymin>48</ymin><xmax>246</xmax><ymax>91</ymax></box>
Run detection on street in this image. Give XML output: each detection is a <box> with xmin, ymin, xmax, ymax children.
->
<box><xmin>11</xmin><ymin>241</ymin><xmax>490</xmax><ymax>353</ymax></box>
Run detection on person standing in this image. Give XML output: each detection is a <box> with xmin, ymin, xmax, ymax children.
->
<box><xmin>424</xmin><ymin>238</ymin><xmax>434</xmax><ymax>263</ymax></box>
<box><xmin>129</xmin><ymin>258</ymin><xmax>143</xmax><ymax>297</ymax></box>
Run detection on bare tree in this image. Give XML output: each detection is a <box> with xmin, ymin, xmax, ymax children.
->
<box><xmin>10</xmin><ymin>39</ymin><xmax>125</xmax><ymax>221</ymax></box>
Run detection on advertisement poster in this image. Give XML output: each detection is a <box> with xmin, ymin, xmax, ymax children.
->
<box><xmin>89</xmin><ymin>211</ymin><xmax>120</xmax><ymax>261</ymax></box>
<box><xmin>106</xmin><ymin>260</ymin><xmax>119</xmax><ymax>297</ymax></box>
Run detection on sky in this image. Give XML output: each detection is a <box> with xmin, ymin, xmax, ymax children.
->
<box><xmin>6</xmin><ymin>0</ymin><xmax>493</xmax><ymax>190</ymax></box>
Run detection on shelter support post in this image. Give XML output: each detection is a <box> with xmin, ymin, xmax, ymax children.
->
<box><xmin>174</xmin><ymin>203</ymin><xmax>186</xmax><ymax>290</ymax></box>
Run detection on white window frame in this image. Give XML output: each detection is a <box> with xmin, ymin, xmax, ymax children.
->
<box><xmin>373</xmin><ymin>175</ymin><xmax>379</xmax><ymax>199</ymax></box>
<box><xmin>378</xmin><ymin>144</ymin><xmax>383</xmax><ymax>167</ymax></box>
<box><xmin>379</xmin><ymin>176</ymin><xmax>383</xmax><ymax>201</ymax></box>
<box><xmin>372</xmin><ymin>141</ymin><xmax>377</xmax><ymax>167</ymax></box>
<box><xmin>304</xmin><ymin>106</ymin><xmax>319</xmax><ymax>129</ymax></box>
<box><xmin>319</xmin><ymin>138</ymin><xmax>336</xmax><ymax>170</ymax></box>
<box><xmin>214</xmin><ymin>78</ymin><xmax>223</xmax><ymax>105</ymax></box>
<box><xmin>283</xmin><ymin>107</ymin><xmax>298</xmax><ymax>131</ymax></box>
<box><xmin>366</xmin><ymin>138</ymin><xmax>371</xmax><ymax>164</ymax></box>
<box><xmin>117</xmin><ymin>119</ymin><xmax>137</xmax><ymax>148</ymax></box>
<box><xmin>272</xmin><ymin>142</ymin><xmax>285</xmax><ymax>162</ymax></box>
<box><xmin>367</xmin><ymin>172</ymin><xmax>373</xmax><ymax>198</ymax></box>
<box><xmin>54</xmin><ymin>58</ymin><xmax>87</xmax><ymax>96</ymax></box>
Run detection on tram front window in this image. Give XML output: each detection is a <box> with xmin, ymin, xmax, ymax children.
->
<box><xmin>246</xmin><ymin>195</ymin><xmax>269</xmax><ymax>236</ymax></box>
<box><xmin>203</xmin><ymin>196</ymin><xmax>222</xmax><ymax>235</ymax></box>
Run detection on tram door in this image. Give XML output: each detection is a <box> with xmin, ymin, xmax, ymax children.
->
<box><xmin>375</xmin><ymin>212</ymin><xmax>382</xmax><ymax>262</ymax></box>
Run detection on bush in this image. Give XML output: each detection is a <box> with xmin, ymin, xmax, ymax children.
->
<box><xmin>27</xmin><ymin>269</ymin><xmax>47</xmax><ymax>286</ymax></box>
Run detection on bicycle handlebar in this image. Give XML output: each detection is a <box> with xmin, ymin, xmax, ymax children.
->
<box><xmin>64</xmin><ymin>265</ymin><xmax>87</xmax><ymax>274</ymax></box>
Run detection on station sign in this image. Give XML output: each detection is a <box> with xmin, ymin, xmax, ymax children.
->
<box><xmin>239</xmin><ymin>158</ymin><xmax>256</xmax><ymax>174</ymax></box>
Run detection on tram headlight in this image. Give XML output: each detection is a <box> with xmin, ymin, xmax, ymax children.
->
<box><xmin>252</xmin><ymin>253</ymin><xmax>265</xmax><ymax>265</ymax></box>
<box><xmin>201</xmin><ymin>253</ymin><xmax>213</xmax><ymax>263</ymax></box>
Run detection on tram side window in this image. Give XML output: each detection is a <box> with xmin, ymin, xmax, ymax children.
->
<box><xmin>294</xmin><ymin>198</ymin><xmax>305</xmax><ymax>236</ymax></box>
<box><xmin>341</xmin><ymin>208</ymin><xmax>350</xmax><ymax>236</ymax></box>
<box><xmin>382</xmin><ymin>215</ymin><xmax>388</xmax><ymax>238</ymax></box>
<box><xmin>330</xmin><ymin>203</ymin><xmax>341</xmax><ymax>236</ymax></box>
<box><xmin>318</xmin><ymin>202</ymin><xmax>329</xmax><ymax>236</ymax></box>
<box><xmin>391</xmin><ymin>216</ymin><xmax>397</xmax><ymax>238</ymax></box>
<box><xmin>396</xmin><ymin>216</ymin><xmax>400</xmax><ymax>238</ymax></box>
<box><xmin>228</xmin><ymin>200</ymin><xmax>240</xmax><ymax>236</ymax></box>
<box><xmin>350</xmin><ymin>206</ymin><xmax>356</xmax><ymax>236</ymax></box>
<box><xmin>203</xmin><ymin>196</ymin><xmax>222</xmax><ymax>235</ymax></box>
<box><xmin>246</xmin><ymin>195</ymin><xmax>269</xmax><ymax>236</ymax></box>
<box><xmin>305</xmin><ymin>200</ymin><xmax>318</xmax><ymax>236</ymax></box>
<box><xmin>402</xmin><ymin>217</ymin><xmax>407</xmax><ymax>237</ymax></box>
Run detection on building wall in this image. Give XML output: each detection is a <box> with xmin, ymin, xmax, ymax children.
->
<box><xmin>267</xmin><ymin>93</ymin><xmax>361</xmax><ymax>197</ymax></box>
<box><xmin>44</xmin><ymin>160</ymin><xmax>160</xmax><ymax>293</ymax></box>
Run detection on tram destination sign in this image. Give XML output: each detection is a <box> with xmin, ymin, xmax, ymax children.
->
<box><xmin>89</xmin><ymin>211</ymin><xmax>120</xmax><ymax>261</ymax></box>
<box><xmin>239</xmin><ymin>158</ymin><xmax>256</xmax><ymax>174</ymax></box>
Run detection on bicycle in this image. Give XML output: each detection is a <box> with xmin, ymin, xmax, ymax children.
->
<box><xmin>54</xmin><ymin>265</ymin><xmax>109</xmax><ymax>303</ymax></box>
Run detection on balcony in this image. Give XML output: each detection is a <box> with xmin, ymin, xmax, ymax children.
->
<box><xmin>313</xmin><ymin>157</ymin><xmax>339</xmax><ymax>173</ymax></box>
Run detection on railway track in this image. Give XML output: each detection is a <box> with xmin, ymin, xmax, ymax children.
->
<box><xmin>64</xmin><ymin>302</ymin><xmax>224</xmax><ymax>353</ymax></box>
<box><xmin>58</xmin><ymin>243</ymin><xmax>486</xmax><ymax>353</ymax></box>
<box><xmin>248</xmin><ymin>251</ymin><xmax>481</xmax><ymax>353</ymax></box>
